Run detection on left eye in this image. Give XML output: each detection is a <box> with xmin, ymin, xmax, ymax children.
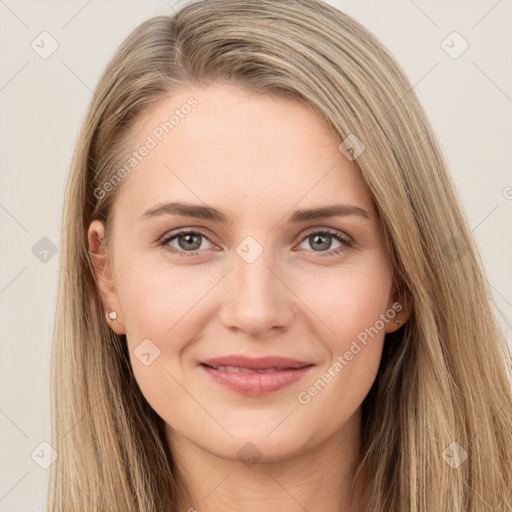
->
<box><xmin>296</xmin><ymin>230</ymin><xmax>351</xmax><ymax>255</ymax></box>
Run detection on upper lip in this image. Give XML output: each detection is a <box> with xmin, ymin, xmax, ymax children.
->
<box><xmin>200</xmin><ymin>355</ymin><xmax>313</xmax><ymax>370</ymax></box>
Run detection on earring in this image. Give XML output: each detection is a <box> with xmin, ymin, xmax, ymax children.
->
<box><xmin>108</xmin><ymin>311</ymin><xmax>118</xmax><ymax>321</ymax></box>
<box><xmin>394</xmin><ymin>319</ymin><xmax>403</xmax><ymax>324</ymax></box>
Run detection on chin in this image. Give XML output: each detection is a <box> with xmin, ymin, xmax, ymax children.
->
<box><xmin>203</xmin><ymin>428</ymin><xmax>309</xmax><ymax>464</ymax></box>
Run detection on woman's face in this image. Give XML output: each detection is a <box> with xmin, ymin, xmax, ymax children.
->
<box><xmin>89</xmin><ymin>82</ymin><xmax>405</xmax><ymax>462</ymax></box>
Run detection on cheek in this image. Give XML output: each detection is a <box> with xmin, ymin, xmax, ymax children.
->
<box><xmin>114</xmin><ymin>260</ymin><xmax>219</xmax><ymax>399</ymax></box>
<box><xmin>292</xmin><ymin>261</ymin><xmax>392</xmax><ymax>409</ymax></box>
<box><xmin>297</xmin><ymin>259</ymin><xmax>392</xmax><ymax>344</ymax></box>
<box><xmin>116</xmin><ymin>258</ymin><xmax>217</xmax><ymax>341</ymax></box>
<box><xmin>115</xmin><ymin>268</ymin><xmax>206</xmax><ymax>422</ymax></box>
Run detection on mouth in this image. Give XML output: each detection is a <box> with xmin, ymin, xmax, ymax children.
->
<box><xmin>199</xmin><ymin>359</ymin><xmax>315</xmax><ymax>396</ymax></box>
<box><xmin>201</xmin><ymin>364</ymin><xmax>312</xmax><ymax>373</ymax></box>
<box><xmin>200</xmin><ymin>355</ymin><xmax>313</xmax><ymax>370</ymax></box>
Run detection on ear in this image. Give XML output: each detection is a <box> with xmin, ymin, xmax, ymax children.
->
<box><xmin>384</xmin><ymin>277</ymin><xmax>412</xmax><ymax>333</ymax></box>
<box><xmin>87</xmin><ymin>219</ymin><xmax>126</xmax><ymax>335</ymax></box>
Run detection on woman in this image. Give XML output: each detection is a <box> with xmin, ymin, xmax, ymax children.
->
<box><xmin>49</xmin><ymin>0</ymin><xmax>512</xmax><ymax>510</ymax></box>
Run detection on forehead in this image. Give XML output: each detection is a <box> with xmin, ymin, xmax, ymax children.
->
<box><xmin>114</xmin><ymin>82</ymin><xmax>374</xmax><ymax>222</ymax></box>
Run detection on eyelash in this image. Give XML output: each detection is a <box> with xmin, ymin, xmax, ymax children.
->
<box><xmin>158</xmin><ymin>227</ymin><xmax>354</xmax><ymax>258</ymax></box>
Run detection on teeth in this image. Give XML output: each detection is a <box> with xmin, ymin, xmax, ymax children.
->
<box><xmin>212</xmin><ymin>365</ymin><xmax>288</xmax><ymax>373</ymax></box>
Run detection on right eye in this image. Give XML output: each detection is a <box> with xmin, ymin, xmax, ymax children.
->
<box><xmin>159</xmin><ymin>229</ymin><xmax>217</xmax><ymax>257</ymax></box>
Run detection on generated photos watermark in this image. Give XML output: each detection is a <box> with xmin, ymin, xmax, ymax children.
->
<box><xmin>93</xmin><ymin>96</ymin><xmax>198</xmax><ymax>200</ymax></box>
<box><xmin>297</xmin><ymin>302</ymin><xmax>402</xmax><ymax>405</ymax></box>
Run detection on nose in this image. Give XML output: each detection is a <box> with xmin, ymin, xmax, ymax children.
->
<box><xmin>218</xmin><ymin>249</ymin><xmax>296</xmax><ymax>338</ymax></box>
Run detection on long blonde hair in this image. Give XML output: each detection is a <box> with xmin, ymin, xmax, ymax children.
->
<box><xmin>49</xmin><ymin>0</ymin><xmax>512</xmax><ymax>510</ymax></box>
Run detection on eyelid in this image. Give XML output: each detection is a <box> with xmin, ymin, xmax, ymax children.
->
<box><xmin>298</xmin><ymin>226</ymin><xmax>352</xmax><ymax>243</ymax></box>
<box><xmin>160</xmin><ymin>225</ymin><xmax>352</xmax><ymax>242</ymax></box>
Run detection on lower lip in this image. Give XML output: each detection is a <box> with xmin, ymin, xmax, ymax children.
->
<box><xmin>200</xmin><ymin>364</ymin><xmax>314</xmax><ymax>396</ymax></box>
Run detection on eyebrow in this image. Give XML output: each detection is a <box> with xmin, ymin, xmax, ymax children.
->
<box><xmin>139</xmin><ymin>201</ymin><xmax>371</xmax><ymax>223</ymax></box>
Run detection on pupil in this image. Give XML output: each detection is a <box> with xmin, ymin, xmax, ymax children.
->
<box><xmin>312</xmin><ymin>233</ymin><xmax>330</xmax><ymax>251</ymax></box>
<box><xmin>179</xmin><ymin>233</ymin><xmax>201</xmax><ymax>250</ymax></box>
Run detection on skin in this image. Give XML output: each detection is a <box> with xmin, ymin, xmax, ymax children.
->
<box><xmin>88</xmin><ymin>82</ymin><xmax>410</xmax><ymax>511</ymax></box>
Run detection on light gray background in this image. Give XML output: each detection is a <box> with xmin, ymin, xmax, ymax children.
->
<box><xmin>1</xmin><ymin>1</ymin><xmax>511</xmax><ymax>510</ymax></box>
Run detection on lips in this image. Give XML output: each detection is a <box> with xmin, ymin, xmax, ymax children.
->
<box><xmin>199</xmin><ymin>355</ymin><xmax>315</xmax><ymax>396</ymax></box>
